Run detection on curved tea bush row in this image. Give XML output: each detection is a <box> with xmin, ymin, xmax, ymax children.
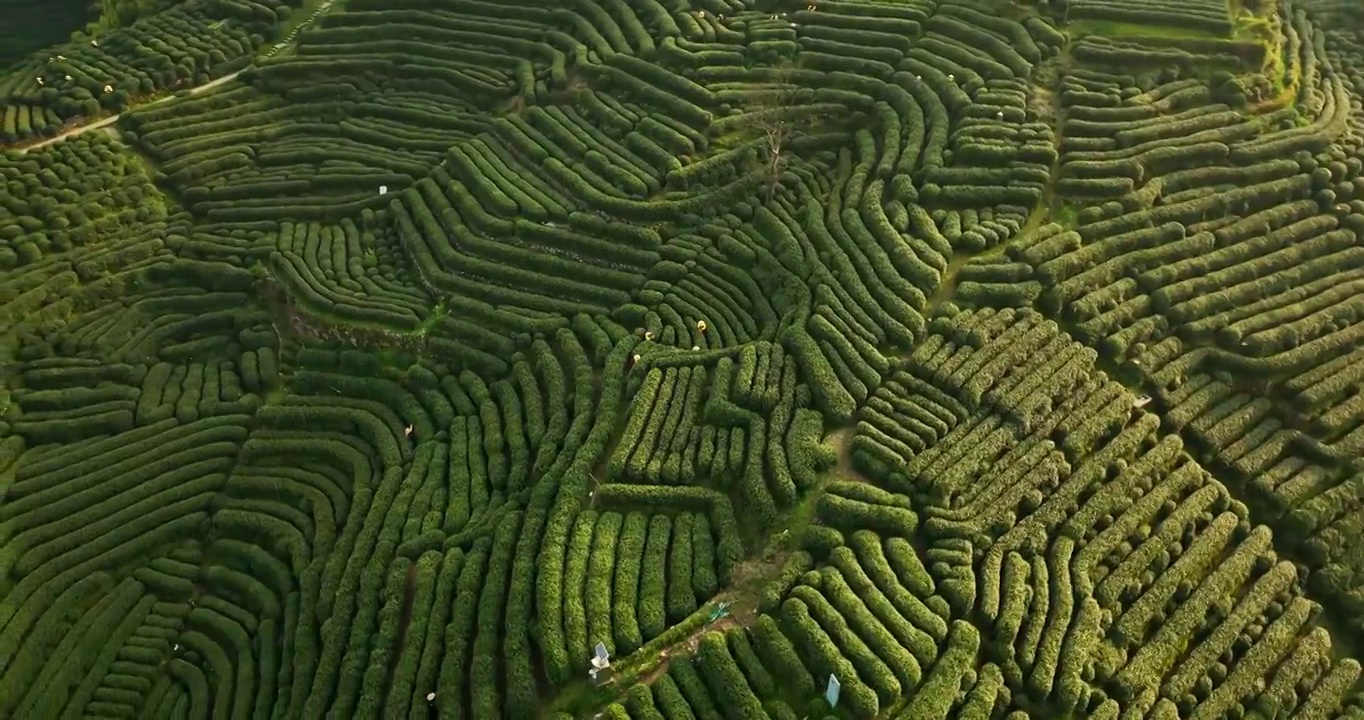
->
<box><xmin>843</xmin><ymin>307</ymin><xmax>1361</xmax><ymax>717</ymax></box>
<box><xmin>7</xmin><ymin>1</ymin><xmax>1364</xmax><ymax>719</ymax></box>
<box><xmin>604</xmin><ymin>345</ymin><xmax>827</xmax><ymax>528</ymax></box>
<box><xmin>991</xmin><ymin>35</ymin><xmax>1364</xmax><ymax>637</ymax></box>
<box><xmin>1065</xmin><ymin>0</ymin><xmax>1233</xmax><ymax>35</ymax></box>
<box><xmin>266</xmin><ymin>218</ymin><xmax>429</xmax><ymax>334</ymax></box>
<box><xmin>120</xmin><ymin>0</ymin><xmax>562</xmax><ymax>218</ymax></box>
<box><xmin>0</xmin><ymin>104</ymin><xmax>64</xmax><ymax>144</ymax></box>
<box><xmin>0</xmin><ymin>137</ymin><xmax>254</xmax><ymax>365</ymax></box>
<box><xmin>1</xmin><ymin>134</ymin><xmax>166</xmax><ymax>269</ymax></box>
<box><xmin>545</xmin><ymin>508</ymin><xmax>726</xmax><ymax>679</ymax></box>
<box><xmin>0</xmin><ymin>0</ymin><xmax>289</xmax><ymax>128</ymax></box>
<box><xmin>0</xmin><ymin>409</ymin><xmax>238</xmax><ymax>718</ymax></box>
<box><xmin>2</xmin><ymin>283</ymin><xmax>612</xmax><ymax>718</ymax></box>
<box><xmin>589</xmin><ymin>606</ymin><xmax>973</xmax><ymax>720</ymax></box>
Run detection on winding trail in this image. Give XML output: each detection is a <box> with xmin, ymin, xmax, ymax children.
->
<box><xmin>14</xmin><ymin>70</ymin><xmax>244</xmax><ymax>155</ymax></box>
<box><xmin>10</xmin><ymin>0</ymin><xmax>341</xmax><ymax>155</ymax></box>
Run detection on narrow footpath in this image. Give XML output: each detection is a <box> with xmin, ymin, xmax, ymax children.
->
<box><xmin>14</xmin><ymin>70</ymin><xmax>244</xmax><ymax>155</ymax></box>
<box><xmin>11</xmin><ymin>0</ymin><xmax>341</xmax><ymax>155</ymax></box>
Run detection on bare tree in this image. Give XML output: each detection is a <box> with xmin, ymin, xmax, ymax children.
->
<box><xmin>741</xmin><ymin>60</ymin><xmax>806</xmax><ymax>203</ymax></box>
<box><xmin>759</xmin><ymin>116</ymin><xmax>789</xmax><ymax>203</ymax></box>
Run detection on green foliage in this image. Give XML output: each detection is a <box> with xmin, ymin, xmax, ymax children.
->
<box><xmin>5</xmin><ymin>2</ymin><xmax>1364</xmax><ymax>720</ymax></box>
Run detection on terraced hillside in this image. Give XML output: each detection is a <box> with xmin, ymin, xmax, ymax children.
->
<box><xmin>3</xmin><ymin>0</ymin><xmax>1364</xmax><ymax>718</ymax></box>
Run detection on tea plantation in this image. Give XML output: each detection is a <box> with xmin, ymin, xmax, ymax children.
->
<box><xmin>3</xmin><ymin>0</ymin><xmax>1364</xmax><ymax>718</ymax></box>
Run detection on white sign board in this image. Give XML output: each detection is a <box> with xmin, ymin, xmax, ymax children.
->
<box><xmin>378</xmin><ymin>185</ymin><xmax>388</xmax><ymax>195</ymax></box>
<box><xmin>594</xmin><ymin>642</ymin><xmax>610</xmax><ymax>662</ymax></box>
<box><xmin>825</xmin><ymin>674</ymin><xmax>841</xmax><ymax>708</ymax></box>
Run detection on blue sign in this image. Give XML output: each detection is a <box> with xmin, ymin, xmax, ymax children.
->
<box><xmin>825</xmin><ymin>674</ymin><xmax>841</xmax><ymax>708</ymax></box>
<box><xmin>594</xmin><ymin>642</ymin><xmax>609</xmax><ymax>662</ymax></box>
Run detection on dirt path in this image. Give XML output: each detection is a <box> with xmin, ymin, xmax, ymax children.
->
<box><xmin>828</xmin><ymin>425</ymin><xmax>875</xmax><ymax>484</ymax></box>
<box><xmin>600</xmin><ymin>534</ymin><xmax>801</xmax><ymax>696</ymax></box>
<box><xmin>15</xmin><ymin>70</ymin><xmax>243</xmax><ymax>155</ymax></box>
<box><xmin>634</xmin><ymin>615</ymin><xmax>744</xmax><ymax>687</ymax></box>
<box><xmin>10</xmin><ymin>0</ymin><xmax>343</xmax><ymax>156</ymax></box>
